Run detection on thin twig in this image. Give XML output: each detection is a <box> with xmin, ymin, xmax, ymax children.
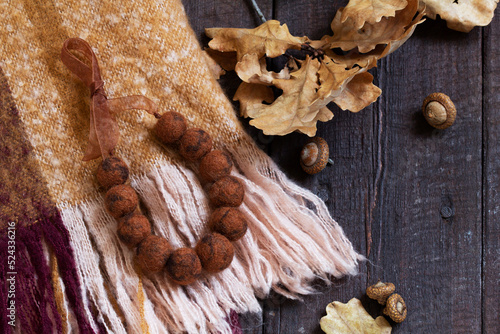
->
<box><xmin>301</xmin><ymin>43</ymin><xmax>325</xmax><ymax>60</ymax></box>
<box><xmin>249</xmin><ymin>0</ymin><xmax>267</xmax><ymax>24</ymax></box>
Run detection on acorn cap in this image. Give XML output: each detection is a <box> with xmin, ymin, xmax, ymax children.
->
<box><xmin>300</xmin><ymin>137</ymin><xmax>330</xmax><ymax>174</ymax></box>
<box><xmin>366</xmin><ymin>281</ymin><xmax>396</xmax><ymax>305</ymax></box>
<box><xmin>422</xmin><ymin>92</ymin><xmax>456</xmax><ymax>129</ymax></box>
<box><xmin>383</xmin><ymin>293</ymin><xmax>407</xmax><ymax>323</ymax></box>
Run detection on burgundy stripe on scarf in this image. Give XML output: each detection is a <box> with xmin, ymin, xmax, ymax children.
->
<box><xmin>0</xmin><ymin>67</ymin><xmax>95</xmax><ymax>334</ymax></box>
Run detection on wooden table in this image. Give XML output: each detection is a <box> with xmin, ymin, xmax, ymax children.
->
<box><xmin>182</xmin><ymin>1</ymin><xmax>499</xmax><ymax>333</ymax></box>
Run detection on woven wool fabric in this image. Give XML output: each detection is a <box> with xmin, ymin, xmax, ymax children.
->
<box><xmin>0</xmin><ymin>0</ymin><xmax>362</xmax><ymax>333</ymax></box>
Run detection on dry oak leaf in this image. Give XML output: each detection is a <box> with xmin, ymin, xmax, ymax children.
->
<box><xmin>420</xmin><ymin>0</ymin><xmax>498</xmax><ymax>32</ymax></box>
<box><xmin>244</xmin><ymin>56</ymin><xmax>331</xmax><ymax>136</ymax></box>
<box><xmin>233</xmin><ymin>82</ymin><xmax>274</xmax><ymax>118</ymax></box>
<box><xmin>317</xmin><ymin>55</ymin><xmax>361</xmax><ymax>100</ymax></box>
<box><xmin>204</xmin><ymin>48</ymin><xmax>237</xmax><ymax>71</ymax></box>
<box><xmin>202</xmin><ymin>50</ymin><xmax>226</xmax><ymax>79</ymax></box>
<box><xmin>321</xmin><ymin>5</ymin><xmax>424</xmax><ymax>72</ymax></box>
<box><xmin>319</xmin><ymin>46</ymin><xmax>381</xmax><ymax>71</ymax></box>
<box><xmin>322</xmin><ymin>0</ymin><xmax>421</xmax><ymax>53</ymax></box>
<box><xmin>341</xmin><ymin>0</ymin><xmax>408</xmax><ymax>29</ymax></box>
<box><xmin>205</xmin><ymin>20</ymin><xmax>307</xmax><ymax>61</ymax></box>
<box><xmin>332</xmin><ymin>71</ymin><xmax>381</xmax><ymax>112</ymax></box>
<box><xmin>235</xmin><ymin>53</ymin><xmax>290</xmax><ymax>85</ymax></box>
<box><xmin>320</xmin><ymin>298</ymin><xmax>392</xmax><ymax>334</ymax></box>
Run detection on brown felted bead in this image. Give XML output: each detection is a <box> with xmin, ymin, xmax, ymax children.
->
<box><xmin>96</xmin><ymin>156</ymin><xmax>129</xmax><ymax>189</ymax></box>
<box><xmin>117</xmin><ymin>214</ymin><xmax>151</xmax><ymax>248</ymax></box>
<box><xmin>105</xmin><ymin>185</ymin><xmax>138</xmax><ymax>219</ymax></box>
<box><xmin>199</xmin><ymin>150</ymin><xmax>233</xmax><ymax>183</ymax></box>
<box><xmin>165</xmin><ymin>248</ymin><xmax>202</xmax><ymax>285</ymax></box>
<box><xmin>208</xmin><ymin>207</ymin><xmax>247</xmax><ymax>241</ymax></box>
<box><xmin>195</xmin><ymin>233</ymin><xmax>234</xmax><ymax>273</ymax></box>
<box><xmin>155</xmin><ymin>111</ymin><xmax>187</xmax><ymax>144</ymax></box>
<box><xmin>135</xmin><ymin>235</ymin><xmax>173</xmax><ymax>273</ymax></box>
<box><xmin>208</xmin><ymin>176</ymin><xmax>244</xmax><ymax>207</ymax></box>
<box><xmin>178</xmin><ymin>128</ymin><xmax>212</xmax><ymax>161</ymax></box>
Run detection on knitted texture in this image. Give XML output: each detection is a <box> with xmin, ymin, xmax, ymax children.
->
<box><xmin>0</xmin><ymin>0</ymin><xmax>362</xmax><ymax>333</ymax></box>
<box><xmin>0</xmin><ymin>68</ymin><xmax>94</xmax><ymax>333</ymax></box>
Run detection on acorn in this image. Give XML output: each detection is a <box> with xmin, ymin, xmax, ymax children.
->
<box><xmin>105</xmin><ymin>185</ymin><xmax>138</xmax><ymax>219</ymax></box>
<box><xmin>135</xmin><ymin>235</ymin><xmax>173</xmax><ymax>273</ymax></box>
<box><xmin>208</xmin><ymin>175</ymin><xmax>245</xmax><ymax>207</ymax></box>
<box><xmin>195</xmin><ymin>233</ymin><xmax>234</xmax><ymax>273</ymax></box>
<box><xmin>96</xmin><ymin>156</ymin><xmax>129</xmax><ymax>189</ymax></box>
<box><xmin>366</xmin><ymin>281</ymin><xmax>396</xmax><ymax>305</ymax></box>
<box><xmin>199</xmin><ymin>150</ymin><xmax>233</xmax><ymax>183</ymax></box>
<box><xmin>165</xmin><ymin>247</ymin><xmax>202</xmax><ymax>285</ymax></box>
<box><xmin>155</xmin><ymin>111</ymin><xmax>187</xmax><ymax>144</ymax></box>
<box><xmin>117</xmin><ymin>214</ymin><xmax>151</xmax><ymax>248</ymax></box>
<box><xmin>179</xmin><ymin>128</ymin><xmax>213</xmax><ymax>161</ymax></box>
<box><xmin>208</xmin><ymin>207</ymin><xmax>247</xmax><ymax>241</ymax></box>
<box><xmin>422</xmin><ymin>92</ymin><xmax>456</xmax><ymax>129</ymax></box>
<box><xmin>300</xmin><ymin>137</ymin><xmax>332</xmax><ymax>175</ymax></box>
<box><xmin>383</xmin><ymin>293</ymin><xmax>407</xmax><ymax>323</ymax></box>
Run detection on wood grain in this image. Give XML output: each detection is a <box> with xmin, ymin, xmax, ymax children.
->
<box><xmin>371</xmin><ymin>19</ymin><xmax>483</xmax><ymax>333</ymax></box>
<box><xmin>482</xmin><ymin>11</ymin><xmax>500</xmax><ymax>334</ymax></box>
<box><xmin>182</xmin><ymin>0</ymin><xmax>499</xmax><ymax>332</ymax></box>
<box><xmin>270</xmin><ymin>1</ymin><xmax>368</xmax><ymax>333</ymax></box>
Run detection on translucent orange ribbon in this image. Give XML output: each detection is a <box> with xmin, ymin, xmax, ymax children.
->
<box><xmin>61</xmin><ymin>38</ymin><xmax>158</xmax><ymax>161</ymax></box>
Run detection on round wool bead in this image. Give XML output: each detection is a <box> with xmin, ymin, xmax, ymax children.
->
<box><xmin>155</xmin><ymin>111</ymin><xmax>187</xmax><ymax>144</ymax></box>
<box><xmin>96</xmin><ymin>156</ymin><xmax>129</xmax><ymax>189</ymax></box>
<box><xmin>178</xmin><ymin>128</ymin><xmax>212</xmax><ymax>161</ymax></box>
<box><xmin>199</xmin><ymin>150</ymin><xmax>233</xmax><ymax>183</ymax></box>
<box><xmin>165</xmin><ymin>247</ymin><xmax>202</xmax><ymax>285</ymax></box>
<box><xmin>135</xmin><ymin>235</ymin><xmax>173</xmax><ymax>273</ymax></box>
<box><xmin>117</xmin><ymin>214</ymin><xmax>151</xmax><ymax>248</ymax></box>
<box><xmin>208</xmin><ymin>207</ymin><xmax>247</xmax><ymax>241</ymax></box>
<box><xmin>208</xmin><ymin>176</ymin><xmax>244</xmax><ymax>207</ymax></box>
<box><xmin>195</xmin><ymin>233</ymin><xmax>234</xmax><ymax>273</ymax></box>
<box><xmin>105</xmin><ymin>185</ymin><xmax>138</xmax><ymax>218</ymax></box>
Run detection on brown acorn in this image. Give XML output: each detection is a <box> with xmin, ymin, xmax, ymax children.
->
<box><xmin>300</xmin><ymin>137</ymin><xmax>332</xmax><ymax>175</ymax></box>
<box><xmin>366</xmin><ymin>281</ymin><xmax>396</xmax><ymax>305</ymax></box>
<box><xmin>422</xmin><ymin>93</ymin><xmax>456</xmax><ymax>129</ymax></box>
<box><xmin>383</xmin><ymin>293</ymin><xmax>407</xmax><ymax>323</ymax></box>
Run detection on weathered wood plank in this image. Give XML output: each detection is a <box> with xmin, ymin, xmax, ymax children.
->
<box><xmin>370</xmin><ymin>19</ymin><xmax>483</xmax><ymax>333</ymax></box>
<box><xmin>482</xmin><ymin>12</ymin><xmax>500</xmax><ymax>334</ymax></box>
<box><xmin>270</xmin><ymin>1</ymin><xmax>370</xmax><ymax>333</ymax></box>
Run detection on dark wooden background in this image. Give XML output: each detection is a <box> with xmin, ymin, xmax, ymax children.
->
<box><xmin>182</xmin><ymin>1</ymin><xmax>499</xmax><ymax>333</ymax></box>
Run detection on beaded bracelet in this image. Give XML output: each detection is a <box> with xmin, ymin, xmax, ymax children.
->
<box><xmin>99</xmin><ymin>113</ymin><xmax>247</xmax><ymax>284</ymax></box>
<box><xmin>61</xmin><ymin>38</ymin><xmax>247</xmax><ymax>285</ymax></box>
